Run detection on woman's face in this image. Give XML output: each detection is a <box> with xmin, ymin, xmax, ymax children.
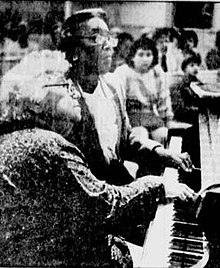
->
<box><xmin>44</xmin><ymin>85</ymin><xmax>82</xmax><ymax>137</ymax></box>
<box><xmin>75</xmin><ymin>17</ymin><xmax>116</xmax><ymax>75</ymax></box>
<box><xmin>132</xmin><ymin>48</ymin><xmax>154</xmax><ymax>73</ymax></box>
<box><xmin>55</xmin><ymin>86</ymin><xmax>82</xmax><ymax>122</ymax></box>
<box><xmin>0</xmin><ymin>84</ymin><xmax>82</xmax><ymax>138</ymax></box>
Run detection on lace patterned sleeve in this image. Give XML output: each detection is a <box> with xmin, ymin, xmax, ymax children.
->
<box><xmin>60</xmin><ymin>142</ymin><xmax>165</xmax><ymax>226</ymax></box>
<box><xmin>101</xmin><ymin>176</ymin><xmax>166</xmax><ymax>224</ymax></box>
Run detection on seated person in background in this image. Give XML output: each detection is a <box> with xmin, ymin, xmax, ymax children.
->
<box><xmin>110</xmin><ymin>31</ymin><xmax>134</xmax><ymax>72</ymax></box>
<box><xmin>205</xmin><ymin>30</ymin><xmax>220</xmax><ymax>70</ymax></box>
<box><xmin>178</xmin><ymin>29</ymin><xmax>199</xmax><ymax>59</ymax></box>
<box><xmin>170</xmin><ymin>52</ymin><xmax>202</xmax><ymax>167</ymax></box>
<box><xmin>152</xmin><ymin>27</ymin><xmax>170</xmax><ymax>72</ymax></box>
<box><xmin>114</xmin><ymin>36</ymin><xmax>174</xmax><ymax>146</ymax></box>
<box><xmin>170</xmin><ymin>51</ymin><xmax>201</xmax><ymax>124</ymax></box>
<box><xmin>0</xmin><ymin>36</ymin><xmax>196</xmax><ymax>268</ymax></box>
<box><xmin>152</xmin><ymin>27</ymin><xmax>183</xmax><ymax>73</ymax></box>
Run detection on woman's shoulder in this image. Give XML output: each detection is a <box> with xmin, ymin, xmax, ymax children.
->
<box><xmin>114</xmin><ymin>63</ymin><xmax>130</xmax><ymax>72</ymax></box>
<box><xmin>1</xmin><ymin>128</ymin><xmax>82</xmax><ymax>156</ymax></box>
<box><xmin>0</xmin><ymin>128</ymin><xmax>68</xmax><ymax>151</ymax></box>
<box><xmin>109</xmin><ymin>64</ymin><xmax>137</xmax><ymax>86</ymax></box>
<box><xmin>113</xmin><ymin>64</ymin><xmax>135</xmax><ymax>78</ymax></box>
<box><xmin>0</xmin><ymin>128</ymin><xmax>88</xmax><ymax>183</ymax></box>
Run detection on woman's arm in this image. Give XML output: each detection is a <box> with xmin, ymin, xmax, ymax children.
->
<box><xmin>61</xmin><ymin>142</ymin><xmax>165</xmax><ymax>223</ymax></box>
<box><xmin>62</xmin><ymin>143</ymin><xmax>195</xmax><ymax>226</ymax></box>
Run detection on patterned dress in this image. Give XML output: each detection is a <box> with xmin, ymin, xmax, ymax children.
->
<box><xmin>0</xmin><ymin>128</ymin><xmax>165</xmax><ymax>267</ymax></box>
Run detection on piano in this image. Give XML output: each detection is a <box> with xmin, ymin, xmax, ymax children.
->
<box><xmin>139</xmin><ymin>135</ymin><xmax>209</xmax><ymax>268</ymax></box>
<box><xmin>139</xmin><ymin>81</ymin><xmax>220</xmax><ymax>267</ymax></box>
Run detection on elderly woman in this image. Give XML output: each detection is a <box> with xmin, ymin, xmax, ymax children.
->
<box><xmin>58</xmin><ymin>8</ymin><xmax>193</xmax><ymax>182</ymax></box>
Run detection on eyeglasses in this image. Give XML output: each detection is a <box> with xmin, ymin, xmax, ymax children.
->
<box><xmin>77</xmin><ymin>33</ymin><xmax>118</xmax><ymax>48</ymax></box>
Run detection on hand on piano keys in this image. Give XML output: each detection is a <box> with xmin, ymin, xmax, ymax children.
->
<box><xmin>153</xmin><ymin>146</ymin><xmax>193</xmax><ymax>173</ymax></box>
<box><xmin>163</xmin><ymin>180</ymin><xmax>197</xmax><ymax>201</ymax></box>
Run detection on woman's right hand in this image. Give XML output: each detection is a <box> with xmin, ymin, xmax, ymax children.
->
<box><xmin>164</xmin><ymin>180</ymin><xmax>196</xmax><ymax>201</ymax></box>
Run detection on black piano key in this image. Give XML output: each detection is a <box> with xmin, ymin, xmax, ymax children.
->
<box><xmin>169</xmin><ymin>251</ymin><xmax>203</xmax><ymax>267</ymax></box>
<box><xmin>169</xmin><ymin>238</ymin><xmax>204</xmax><ymax>254</ymax></box>
<box><xmin>174</xmin><ymin>210</ymin><xmax>198</xmax><ymax>224</ymax></box>
<box><xmin>172</xmin><ymin>222</ymin><xmax>204</xmax><ymax>240</ymax></box>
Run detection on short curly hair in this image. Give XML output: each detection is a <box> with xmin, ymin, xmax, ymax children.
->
<box><xmin>179</xmin><ymin>30</ymin><xmax>199</xmax><ymax>50</ymax></box>
<box><xmin>181</xmin><ymin>52</ymin><xmax>201</xmax><ymax>71</ymax></box>
<box><xmin>126</xmin><ymin>37</ymin><xmax>158</xmax><ymax>68</ymax></box>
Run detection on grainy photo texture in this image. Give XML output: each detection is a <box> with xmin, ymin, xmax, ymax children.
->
<box><xmin>0</xmin><ymin>1</ymin><xmax>220</xmax><ymax>267</ymax></box>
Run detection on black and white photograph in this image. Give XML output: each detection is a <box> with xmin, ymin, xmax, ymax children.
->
<box><xmin>0</xmin><ymin>1</ymin><xmax>220</xmax><ymax>267</ymax></box>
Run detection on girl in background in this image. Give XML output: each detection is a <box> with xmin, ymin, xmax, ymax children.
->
<box><xmin>114</xmin><ymin>36</ymin><xmax>173</xmax><ymax>145</ymax></box>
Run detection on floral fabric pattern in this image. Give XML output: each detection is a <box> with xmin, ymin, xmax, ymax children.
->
<box><xmin>0</xmin><ymin>128</ymin><xmax>165</xmax><ymax>267</ymax></box>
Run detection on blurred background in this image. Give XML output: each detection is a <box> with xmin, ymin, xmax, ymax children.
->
<box><xmin>0</xmin><ymin>1</ymin><xmax>218</xmax><ymax>76</ymax></box>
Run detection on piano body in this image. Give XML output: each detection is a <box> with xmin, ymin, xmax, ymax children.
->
<box><xmin>140</xmin><ymin>80</ymin><xmax>220</xmax><ymax>268</ymax></box>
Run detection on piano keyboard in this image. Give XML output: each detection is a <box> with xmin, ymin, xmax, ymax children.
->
<box><xmin>139</xmin><ymin>136</ymin><xmax>209</xmax><ymax>268</ymax></box>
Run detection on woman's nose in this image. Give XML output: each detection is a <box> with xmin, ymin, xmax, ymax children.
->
<box><xmin>102</xmin><ymin>39</ymin><xmax>114</xmax><ymax>51</ymax></box>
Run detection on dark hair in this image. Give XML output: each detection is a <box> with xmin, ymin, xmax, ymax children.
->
<box><xmin>126</xmin><ymin>37</ymin><xmax>158</xmax><ymax>68</ymax></box>
<box><xmin>60</xmin><ymin>8</ymin><xmax>107</xmax><ymax>63</ymax></box>
<box><xmin>169</xmin><ymin>27</ymin><xmax>181</xmax><ymax>42</ymax></box>
<box><xmin>117</xmin><ymin>32</ymin><xmax>133</xmax><ymax>46</ymax></box>
<box><xmin>179</xmin><ymin>30</ymin><xmax>199</xmax><ymax>50</ymax></box>
<box><xmin>152</xmin><ymin>27</ymin><xmax>171</xmax><ymax>43</ymax></box>
<box><xmin>117</xmin><ymin>32</ymin><xmax>134</xmax><ymax>45</ymax></box>
<box><xmin>114</xmin><ymin>32</ymin><xmax>134</xmax><ymax>55</ymax></box>
<box><xmin>181</xmin><ymin>52</ymin><xmax>202</xmax><ymax>71</ymax></box>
